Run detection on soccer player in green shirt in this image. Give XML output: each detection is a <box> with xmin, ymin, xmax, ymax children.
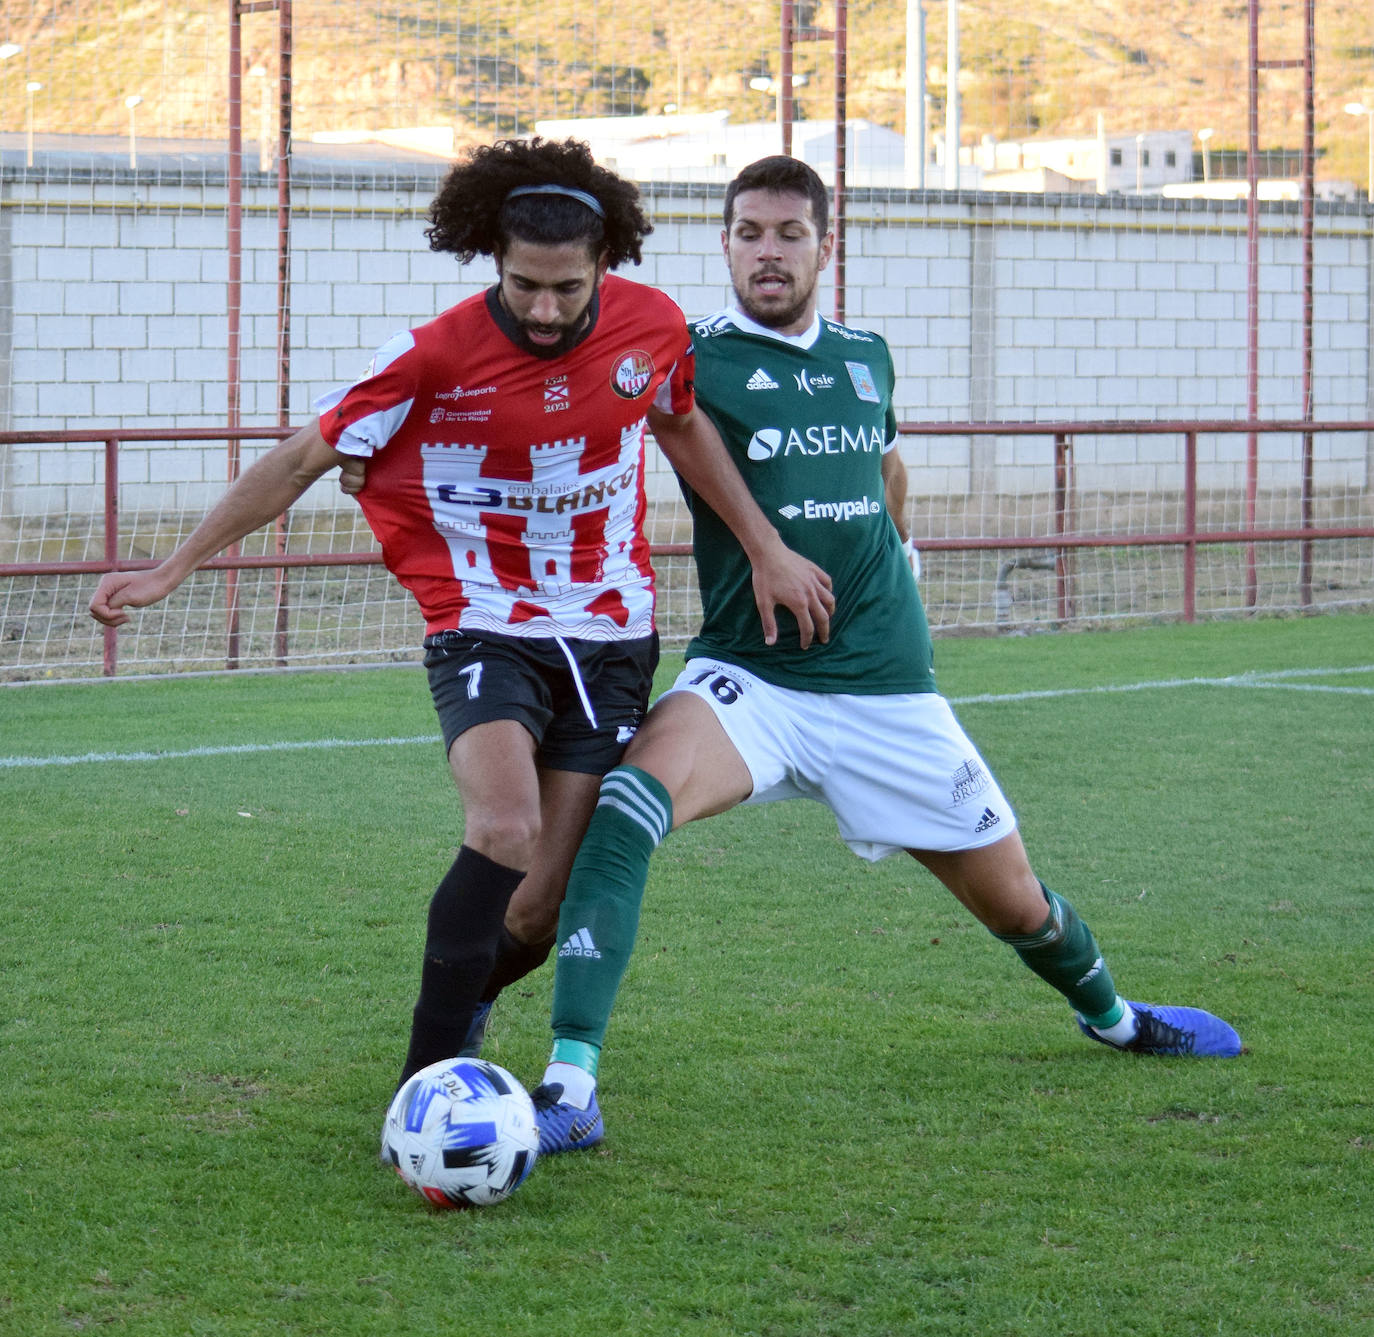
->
<box><xmin>499</xmin><ymin>156</ymin><xmax>1243</xmax><ymax>1153</ymax></box>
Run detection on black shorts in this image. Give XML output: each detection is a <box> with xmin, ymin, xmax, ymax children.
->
<box><xmin>423</xmin><ymin>629</ymin><xmax>660</xmax><ymax>775</ymax></box>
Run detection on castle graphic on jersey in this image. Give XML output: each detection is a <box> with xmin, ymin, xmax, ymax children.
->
<box><xmin>420</xmin><ymin>429</ymin><xmax>644</xmax><ymax>597</ymax></box>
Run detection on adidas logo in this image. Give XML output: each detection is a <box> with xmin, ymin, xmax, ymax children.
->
<box><xmin>558</xmin><ymin>927</ymin><xmax>602</xmax><ymax>959</ymax></box>
<box><xmin>973</xmin><ymin>807</ymin><xmax>1001</xmax><ymax>833</ymax></box>
<box><xmin>745</xmin><ymin>367</ymin><xmax>780</xmax><ymax>390</ymax></box>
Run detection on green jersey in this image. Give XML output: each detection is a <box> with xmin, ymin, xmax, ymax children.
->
<box><xmin>683</xmin><ymin>308</ymin><xmax>936</xmax><ymax>695</ymax></box>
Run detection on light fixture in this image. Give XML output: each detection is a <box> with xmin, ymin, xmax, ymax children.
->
<box><xmin>24</xmin><ymin>79</ymin><xmax>40</xmax><ymax>167</ymax></box>
<box><xmin>125</xmin><ymin>94</ymin><xmax>143</xmax><ymax>169</ymax></box>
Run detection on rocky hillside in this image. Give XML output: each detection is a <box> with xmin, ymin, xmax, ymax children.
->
<box><xmin>9</xmin><ymin>1</ymin><xmax>1373</xmax><ymax>182</ymax></box>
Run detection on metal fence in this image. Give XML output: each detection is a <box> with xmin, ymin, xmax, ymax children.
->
<box><xmin>2</xmin><ymin>416</ymin><xmax>1371</xmax><ymax>681</ymax></box>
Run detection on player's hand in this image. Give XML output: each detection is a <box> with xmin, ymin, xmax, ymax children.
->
<box><xmin>904</xmin><ymin>536</ymin><xmax>921</xmax><ymax>583</ymax></box>
<box><xmin>89</xmin><ymin>568</ymin><xmax>178</xmax><ymax>628</ymax></box>
<box><xmin>338</xmin><ymin>456</ymin><xmax>367</xmax><ymax>497</ymax></box>
<box><xmin>751</xmin><ymin>540</ymin><xmax>835</xmax><ymax>649</ymax></box>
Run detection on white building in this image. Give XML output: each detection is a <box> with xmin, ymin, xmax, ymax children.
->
<box><xmin>534</xmin><ymin>115</ymin><xmax>1215</xmax><ymax>196</ymax></box>
<box><xmin>534</xmin><ymin>112</ymin><xmax>910</xmax><ymax>188</ymax></box>
<box><xmin>966</xmin><ymin>129</ymin><xmax>1196</xmax><ymax>194</ymax></box>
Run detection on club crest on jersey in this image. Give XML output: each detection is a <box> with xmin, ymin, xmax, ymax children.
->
<box><xmin>845</xmin><ymin>361</ymin><xmax>881</xmax><ymax>403</ymax></box>
<box><xmin>610</xmin><ymin>349</ymin><xmax>655</xmax><ymax>399</ymax></box>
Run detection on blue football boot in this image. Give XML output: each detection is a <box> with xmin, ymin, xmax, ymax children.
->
<box><xmin>458</xmin><ymin>1000</ymin><xmax>493</xmax><ymax>1058</ymax></box>
<box><xmin>531</xmin><ymin>1082</ymin><xmax>604</xmax><ymax>1154</ymax></box>
<box><xmin>1078</xmin><ymin>1002</ymin><xmax>1242</xmax><ymax>1057</ymax></box>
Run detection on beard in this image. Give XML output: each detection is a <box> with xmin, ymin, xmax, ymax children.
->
<box><xmin>496</xmin><ymin>288</ymin><xmax>598</xmax><ymax>360</ymax></box>
<box><xmin>730</xmin><ymin>268</ymin><xmax>819</xmax><ymax>332</ymax></box>
<box><xmin>511</xmin><ymin>308</ymin><xmax>592</xmax><ymax>359</ymax></box>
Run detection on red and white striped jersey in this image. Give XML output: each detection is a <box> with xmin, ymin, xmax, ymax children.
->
<box><xmin>315</xmin><ymin>274</ymin><xmax>694</xmax><ymax>640</ymax></box>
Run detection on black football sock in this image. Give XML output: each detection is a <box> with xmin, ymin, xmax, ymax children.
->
<box><xmin>398</xmin><ymin>845</ymin><xmax>525</xmax><ymax>1085</ymax></box>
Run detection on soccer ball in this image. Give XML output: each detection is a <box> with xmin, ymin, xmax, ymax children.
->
<box><xmin>381</xmin><ymin>1057</ymin><xmax>539</xmax><ymax>1208</ymax></box>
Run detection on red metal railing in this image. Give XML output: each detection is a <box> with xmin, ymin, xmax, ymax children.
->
<box><xmin>891</xmin><ymin>417</ymin><xmax>1374</xmax><ymax>628</ymax></box>
<box><xmin>2</xmin><ymin>419</ymin><xmax>1371</xmax><ymax>676</ymax></box>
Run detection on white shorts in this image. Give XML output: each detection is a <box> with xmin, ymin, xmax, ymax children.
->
<box><xmin>665</xmin><ymin>658</ymin><xmax>1018</xmax><ymax>862</ymax></box>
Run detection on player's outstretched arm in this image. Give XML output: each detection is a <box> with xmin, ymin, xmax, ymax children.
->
<box><xmin>649</xmin><ymin>403</ymin><xmax>834</xmax><ymax>648</ymax></box>
<box><xmin>882</xmin><ymin>446</ymin><xmax>921</xmax><ymax>581</ymax></box>
<box><xmin>89</xmin><ymin>421</ymin><xmax>347</xmax><ymax>627</ymax></box>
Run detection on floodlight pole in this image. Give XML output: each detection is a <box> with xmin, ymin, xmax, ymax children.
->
<box><xmin>25</xmin><ymin>81</ymin><xmax>40</xmax><ymax>167</ymax></box>
<box><xmin>227</xmin><ymin>0</ymin><xmax>295</xmax><ymax>667</ymax></box>
<box><xmin>226</xmin><ymin>0</ymin><xmax>245</xmax><ymax>665</ymax></box>
<box><xmin>944</xmin><ymin>0</ymin><xmax>959</xmax><ymax>189</ymax></box>
<box><xmin>1247</xmin><ymin>0</ymin><xmax>1316</xmax><ymax>609</ymax></box>
<box><xmin>833</xmin><ymin>0</ymin><xmax>847</xmax><ymax>324</ymax></box>
<box><xmin>1300</xmin><ymin>0</ymin><xmax>1315</xmax><ymax>607</ymax></box>
<box><xmin>779</xmin><ymin>0</ymin><xmax>795</xmax><ymax>156</ymax></box>
<box><xmin>905</xmin><ymin>1</ymin><xmax>926</xmax><ymax>189</ymax></box>
<box><xmin>1366</xmin><ymin>110</ymin><xmax>1373</xmax><ymax>200</ymax></box>
<box><xmin>1367</xmin><ymin>112</ymin><xmax>1373</xmax><ymax>200</ymax></box>
<box><xmin>125</xmin><ymin>95</ymin><xmax>142</xmax><ymax>169</ymax></box>
<box><xmin>779</xmin><ymin>2</ymin><xmax>848</xmax><ymax>323</ymax></box>
<box><xmin>1345</xmin><ymin>102</ymin><xmax>1373</xmax><ymax>200</ymax></box>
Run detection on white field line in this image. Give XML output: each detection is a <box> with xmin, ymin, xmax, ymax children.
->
<box><xmin>947</xmin><ymin>663</ymin><xmax>1374</xmax><ymax>706</ymax></box>
<box><xmin>0</xmin><ymin>735</ymin><xmax>442</xmax><ymax>770</ymax></box>
<box><xmin>3</xmin><ymin>665</ymin><xmax>1372</xmax><ymax>770</ymax></box>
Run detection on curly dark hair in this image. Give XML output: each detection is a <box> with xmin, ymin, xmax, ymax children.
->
<box><xmin>425</xmin><ymin>137</ymin><xmax>652</xmax><ymax>269</ymax></box>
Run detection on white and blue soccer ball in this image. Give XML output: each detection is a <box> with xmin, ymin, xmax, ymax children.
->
<box><xmin>381</xmin><ymin>1057</ymin><xmax>539</xmax><ymax>1208</ymax></box>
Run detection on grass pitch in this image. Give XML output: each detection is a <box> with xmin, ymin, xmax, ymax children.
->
<box><xmin>2</xmin><ymin>615</ymin><xmax>1372</xmax><ymax>1336</ymax></box>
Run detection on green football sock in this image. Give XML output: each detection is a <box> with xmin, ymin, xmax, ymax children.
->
<box><xmin>993</xmin><ymin>884</ymin><xmax>1119</xmax><ymax>1019</ymax></box>
<box><xmin>1080</xmin><ymin>998</ymin><xmax>1128</xmax><ymax>1031</ymax></box>
<box><xmin>550</xmin><ymin>1038</ymin><xmax>600</xmax><ymax>1077</ymax></box>
<box><xmin>550</xmin><ymin>766</ymin><xmax>672</xmax><ymax>1051</ymax></box>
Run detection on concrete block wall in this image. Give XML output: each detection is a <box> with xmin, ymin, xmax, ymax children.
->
<box><xmin>2</xmin><ymin>169</ymin><xmax>1371</xmax><ymax>518</ymax></box>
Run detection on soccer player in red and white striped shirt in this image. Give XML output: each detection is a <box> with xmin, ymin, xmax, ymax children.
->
<box><xmin>91</xmin><ymin>138</ymin><xmax>833</xmax><ymax>1092</ymax></box>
